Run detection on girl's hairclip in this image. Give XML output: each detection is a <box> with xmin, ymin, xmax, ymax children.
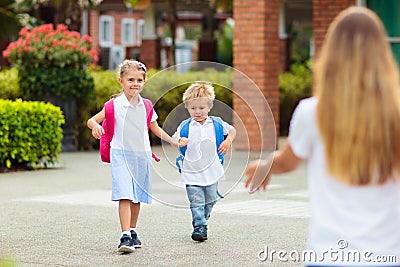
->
<box><xmin>138</xmin><ymin>62</ymin><xmax>147</xmax><ymax>73</ymax></box>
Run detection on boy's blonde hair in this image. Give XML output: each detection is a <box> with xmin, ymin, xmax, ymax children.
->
<box><xmin>183</xmin><ymin>81</ymin><xmax>215</xmax><ymax>107</ymax></box>
<box><xmin>315</xmin><ymin>7</ymin><xmax>400</xmax><ymax>185</ymax></box>
<box><xmin>118</xmin><ymin>59</ymin><xmax>147</xmax><ymax>78</ymax></box>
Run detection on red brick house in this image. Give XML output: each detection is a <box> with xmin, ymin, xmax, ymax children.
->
<box><xmin>86</xmin><ymin>0</ymin><xmax>231</xmax><ymax>70</ymax></box>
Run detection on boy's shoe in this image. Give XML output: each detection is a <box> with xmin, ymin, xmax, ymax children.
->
<box><xmin>130</xmin><ymin>230</ymin><xmax>142</xmax><ymax>248</ymax></box>
<box><xmin>118</xmin><ymin>234</ymin><xmax>135</xmax><ymax>253</ymax></box>
<box><xmin>191</xmin><ymin>225</ymin><xmax>208</xmax><ymax>242</ymax></box>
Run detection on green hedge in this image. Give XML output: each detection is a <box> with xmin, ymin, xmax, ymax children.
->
<box><xmin>19</xmin><ymin>67</ymin><xmax>94</xmax><ymax>100</ymax></box>
<box><xmin>0</xmin><ymin>99</ymin><xmax>64</xmax><ymax>169</ymax></box>
<box><xmin>0</xmin><ymin>68</ymin><xmax>22</xmax><ymax>100</ymax></box>
<box><xmin>279</xmin><ymin>61</ymin><xmax>313</xmax><ymax>135</ymax></box>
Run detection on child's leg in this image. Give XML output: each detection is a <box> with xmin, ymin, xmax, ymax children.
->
<box><xmin>117</xmin><ymin>199</ymin><xmax>135</xmax><ymax>252</ymax></box>
<box><xmin>130</xmin><ymin>202</ymin><xmax>140</xmax><ymax>228</ymax></box>
<box><xmin>118</xmin><ymin>199</ymin><xmax>132</xmax><ymax>231</ymax></box>
<box><xmin>186</xmin><ymin>185</ymin><xmax>206</xmax><ymax>227</ymax></box>
<box><xmin>204</xmin><ymin>182</ymin><xmax>218</xmax><ymax>220</ymax></box>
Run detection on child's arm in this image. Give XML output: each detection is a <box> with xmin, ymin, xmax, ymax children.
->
<box><xmin>178</xmin><ymin>137</ymin><xmax>189</xmax><ymax>147</ymax></box>
<box><xmin>149</xmin><ymin>121</ymin><xmax>179</xmax><ymax>146</ymax></box>
<box><xmin>218</xmin><ymin>128</ymin><xmax>236</xmax><ymax>155</ymax></box>
<box><xmin>172</xmin><ymin>127</ymin><xmax>189</xmax><ymax>147</ymax></box>
<box><xmin>87</xmin><ymin>108</ymin><xmax>106</xmax><ymax>139</ymax></box>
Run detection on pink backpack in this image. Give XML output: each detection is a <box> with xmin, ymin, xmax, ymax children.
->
<box><xmin>100</xmin><ymin>98</ymin><xmax>160</xmax><ymax>163</ymax></box>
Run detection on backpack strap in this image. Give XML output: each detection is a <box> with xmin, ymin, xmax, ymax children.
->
<box><xmin>104</xmin><ymin>99</ymin><xmax>115</xmax><ymax>140</ymax></box>
<box><xmin>178</xmin><ymin>118</ymin><xmax>191</xmax><ymax>156</ymax></box>
<box><xmin>175</xmin><ymin>118</ymin><xmax>191</xmax><ymax>173</ymax></box>
<box><xmin>142</xmin><ymin>98</ymin><xmax>160</xmax><ymax>162</ymax></box>
<box><xmin>142</xmin><ymin>98</ymin><xmax>153</xmax><ymax>130</ymax></box>
<box><xmin>209</xmin><ymin>116</ymin><xmax>226</xmax><ymax>199</ymax></box>
<box><xmin>210</xmin><ymin>116</ymin><xmax>225</xmax><ymax>165</ymax></box>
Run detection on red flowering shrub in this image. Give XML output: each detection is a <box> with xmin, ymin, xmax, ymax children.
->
<box><xmin>2</xmin><ymin>24</ymin><xmax>98</xmax><ymax>99</ymax></box>
<box><xmin>3</xmin><ymin>24</ymin><xmax>98</xmax><ymax>69</ymax></box>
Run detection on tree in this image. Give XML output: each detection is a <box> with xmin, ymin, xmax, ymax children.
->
<box><xmin>0</xmin><ymin>0</ymin><xmax>41</xmax><ymax>38</ymax></box>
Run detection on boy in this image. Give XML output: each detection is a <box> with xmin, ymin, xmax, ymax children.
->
<box><xmin>173</xmin><ymin>81</ymin><xmax>236</xmax><ymax>241</ymax></box>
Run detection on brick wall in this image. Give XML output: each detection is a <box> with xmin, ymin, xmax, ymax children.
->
<box><xmin>89</xmin><ymin>10</ymin><xmax>100</xmax><ymax>52</ymax></box>
<box><xmin>313</xmin><ymin>0</ymin><xmax>356</xmax><ymax>59</ymax></box>
<box><xmin>233</xmin><ymin>0</ymin><xmax>280</xmax><ymax>151</ymax></box>
<box><xmin>141</xmin><ymin>39</ymin><xmax>161</xmax><ymax>69</ymax></box>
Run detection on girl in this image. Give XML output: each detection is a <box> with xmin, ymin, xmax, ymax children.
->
<box><xmin>87</xmin><ymin>60</ymin><xmax>177</xmax><ymax>253</ymax></box>
<box><xmin>245</xmin><ymin>7</ymin><xmax>400</xmax><ymax>266</ymax></box>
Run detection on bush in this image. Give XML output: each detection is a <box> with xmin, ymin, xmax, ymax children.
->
<box><xmin>0</xmin><ymin>68</ymin><xmax>22</xmax><ymax>100</ymax></box>
<box><xmin>19</xmin><ymin>67</ymin><xmax>94</xmax><ymax>99</ymax></box>
<box><xmin>279</xmin><ymin>61</ymin><xmax>313</xmax><ymax>135</ymax></box>
<box><xmin>3</xmin><ymin>24</ymin><xmax>97</xmax><ymax>69</ymax></box>
<box><xmin>0</xmin><ymin>99</ymin><xmax>64</xmax><ymax>170</ymax></box>
<box><xmin>3</xmin><ymin>24</ymin><xmax>97</xmax><ymax>100</ymax></box>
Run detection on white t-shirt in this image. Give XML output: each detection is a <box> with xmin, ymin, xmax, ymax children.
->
<box><xmin>110</xmin><ymin>94</ymin><xmax>158</xmax><ymax>152</ymax></box>
<box><xmin>172</xmin><ymin>117</ymin><xmax>234</xmax><ymax>186</ymax></box>
<box><xmin>289</xmin><ymin>97</ymin><xmax>400</xmax><ymax>266</ymax></box>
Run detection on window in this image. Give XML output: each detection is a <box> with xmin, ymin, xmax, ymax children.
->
<box><xmin>137</xmin><ymin>19</ymin><xmax>145</xmax><ymax>46</ymax></box>
<box><xmin>366</xmin><ymin>0</ymin><xmax>400</xmax><ymax>65</ymax></box>
<box><xmin>121</xmin><ymin>18</ymin><xmax>135</xmax><ymax>46</ymax></box>
<box><xmin>99</xmin><ymin>15</ymin><xmax>114</xmax><ymax>47</ymax></box>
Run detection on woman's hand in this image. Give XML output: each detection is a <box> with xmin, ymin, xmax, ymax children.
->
<box><xmin>244</xmin><ymin>159</ymin><xmax>272</xmax><ymax>193</ymax></box>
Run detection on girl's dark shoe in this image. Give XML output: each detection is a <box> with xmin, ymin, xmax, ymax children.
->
<box><xmin>118</xmin><ymin>234</ymin><xmax>135</xmax><ymax>253</ymax></box>
<box><xmin>130</xmin><ymin>230</ymin><xmax>142</xmax><ymax>248</ymax></box>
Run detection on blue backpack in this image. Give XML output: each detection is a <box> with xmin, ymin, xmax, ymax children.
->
<box><xmin>175</xmin><ymin>116</ymin><xmax>225</xmax><ymax>173</ymax></box>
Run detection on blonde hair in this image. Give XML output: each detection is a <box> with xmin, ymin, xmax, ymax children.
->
<box><xmin>118</xmin><ymin>59</ymin><xmax>147</xmax><ymax>78</ymax></box>
<box><xmin>315</xmin><ymin>6</ymin><xmax>400</xmax><ymax>185</ymax></box>
<box><xmin>183</xmin><ymin>81</ymin><xmax>215</xmax><ymax>107</ymax></box>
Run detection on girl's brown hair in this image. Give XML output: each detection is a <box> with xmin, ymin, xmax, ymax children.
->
<box><xmin>315</xmin><ymin>7</ymin><xmax>400</xmax><ymax>185</ymax></box>
<box><xmin>118</xmin><ymin>59</ymin><xmax>146</xmax><ymax>78</ymax></box>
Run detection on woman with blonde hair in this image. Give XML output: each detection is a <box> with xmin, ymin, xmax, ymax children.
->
<box><xmin>245</xmin><ymin>6</ymin><xmax>400</xmax><ymax>266</ymax></box>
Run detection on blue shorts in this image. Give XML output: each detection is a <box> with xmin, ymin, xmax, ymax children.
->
<box><xmin>110</xmin><ymin>148</ymin><xmax>152</xmax><ymax>204</ymax></box>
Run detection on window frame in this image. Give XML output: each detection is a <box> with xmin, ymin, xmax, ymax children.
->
<box><xmin>99</xmin><ymin>15</ymin><xmax>114</xmax><ymax>47</ymax></box>
<box><xmin>136</xmin><ymin>19</ymin><xmax>145</xmax><ymax>46</ymax></box>
<box><xmin>121</xmin><ymin>18</ymin><xmax>136</xmax><ymax>47</ymax></box>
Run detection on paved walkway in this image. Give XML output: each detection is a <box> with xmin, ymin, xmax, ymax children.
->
<box><xmin>0</xmin><ymin>144</ymin><xmax>309</xmax><ymax>267</ymax></box>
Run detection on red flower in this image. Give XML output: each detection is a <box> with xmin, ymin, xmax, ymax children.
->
<box><xmin>82</xmin><ymin>35</ymin><xmax>92</xmax><ymax>43</ymax></box>
<box><xmin>4</xmin><ymin>23</ymin><xmax>98</xmax><ymax>68</ymax></box>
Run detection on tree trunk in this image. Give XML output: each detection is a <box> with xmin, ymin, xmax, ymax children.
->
<box><xmin>66</xmin><ymin>0</ymin><xmax>82</xmax><ymax>31</ymax></box>
<box><xmin>54</xmin><ymin>0</ymin><xmax>82</xmax><ymax>31</ymax></box>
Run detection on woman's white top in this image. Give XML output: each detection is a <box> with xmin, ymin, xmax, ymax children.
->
<box><xmin>289</xmin><ymin>97</ymin><xmax>400</xmax><ymax>266</ymax></box>
<box><xmin>110</xmin><ymin>93</ymin><xmax>157</xmax><ymax>152</ymax></box>
<box><xmin>173</xmin><ymin>117</ymin><xmax>234</xmax><ymax>186</ymax></box>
